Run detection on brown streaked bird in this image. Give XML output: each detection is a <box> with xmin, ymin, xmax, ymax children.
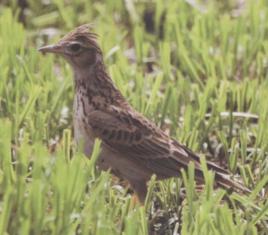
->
<box><xmin>39</xmin><ymin>25</ymin><xmax>249</xmax><ymax>202</ymax></box>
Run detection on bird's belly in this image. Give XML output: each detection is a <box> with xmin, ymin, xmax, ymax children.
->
<box><xmin>74</xmin><ymin>120</ymin><xmax>151</xmax><ymax>181</ymax></box>
<box><xmin>97</xmin><ymin>145</ymin><xmax>152</xmax><ymax>182</ymax></box>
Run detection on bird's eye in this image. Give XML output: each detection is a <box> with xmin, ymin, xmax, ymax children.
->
<box><xmin>68</xmin><ymin>43</ymin><xmax>82</xmax><ymax>53</ymax></box>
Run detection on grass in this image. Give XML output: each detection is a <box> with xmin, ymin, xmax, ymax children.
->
<box><xmin>1</xmin><ymin>0</ymin><xmax>268</xmax><ymax>234</ymax></box>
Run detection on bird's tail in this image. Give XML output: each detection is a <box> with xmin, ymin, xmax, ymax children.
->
<box><xmin>214</xmin><ymin>172</ymin><xmax>251</xmax><ymax>194</ymax></box>
<box><xmin>204</xmin><ymin>159</ymin><xmax>250</xmax><ymax>194</ymax></box>
<box><xmin>194</xmin><ymin>167</ymin><xmax>250</xmax><ymax>194</ymax></box>
<box><xmin>173</xmin><ymin>142</ymin><xmax>250</xmax><ymax>194</ymax></box>
<box><xmin>202</xmin><ymin>159</ymin><xmax>250</xmax><ymax>194</ymax></box>
<box><xmin>193</xmin><ymin>166</ymin><xmax>250</xmax><ymax>194</ymax></box>
<box><xmin>191</xmin><ymin>156</ymin><xmax>251</xmax><ymax>194</ymax></box>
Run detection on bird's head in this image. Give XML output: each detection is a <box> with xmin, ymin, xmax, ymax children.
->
<box><xmin>39</xmin><ymin>24</ymin><xmax>102</xmax><ymax>70</ymax></box>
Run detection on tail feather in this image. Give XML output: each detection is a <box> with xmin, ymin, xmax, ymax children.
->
<box><xmin>172</xmin><ymin>141</ymin><xmax>250</xmax><ymax>194</ymax></box>
<box><xmin>214</xmin><ymin>172</ymin><xmax>251</xmax><ymax>194</ymax></box>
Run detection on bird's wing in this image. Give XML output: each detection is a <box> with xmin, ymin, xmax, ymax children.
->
<box><xmin>87</xmin><ymin>106</ymin><xmax>228</xmax><ymax>178</ymax></box>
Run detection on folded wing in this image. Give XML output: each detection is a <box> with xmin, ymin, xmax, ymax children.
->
<box><xmin>87</xmin><ymin>106</ymin><xmax>230</xmax><ymax>179</ymax></box>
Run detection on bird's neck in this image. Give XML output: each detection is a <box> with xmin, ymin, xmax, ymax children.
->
<box><xmin>73</xmin><ymin>60</ymin><xmax>127</xmax><ymax>109</ymax></box>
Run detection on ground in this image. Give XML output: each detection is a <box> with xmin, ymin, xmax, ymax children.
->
<box><xmin>0</xmin><ymin>0</ymin><xmax>268</xmax><ymax>234</ymax></box>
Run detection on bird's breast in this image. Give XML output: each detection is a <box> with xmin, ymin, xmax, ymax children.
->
<box><xmin>73</xmin><ymin>92</ymin><xmax>95</xmax><ymax>156</ymax></box>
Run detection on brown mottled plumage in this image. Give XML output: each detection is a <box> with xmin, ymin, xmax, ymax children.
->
<box><xmin>39</xmin><ymin>25</ymin><xmax>249</xmax><ymax>202</ymax></box>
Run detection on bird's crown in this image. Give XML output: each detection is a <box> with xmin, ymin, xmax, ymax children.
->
<box><xmin>60</xmin><ymin>24</ymin><xmax>100</xmax><ymax>51</ymax></box>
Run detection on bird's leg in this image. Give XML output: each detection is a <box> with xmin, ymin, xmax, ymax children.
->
<box><xmin>130</xmin><ymin>194</ymin><xmax>141</xmax><ymax>207</ymax></box>
<box><xmin>129</xmin><ymin>179</ymin><xmax>148</xmax><ymax>205</ymax></box>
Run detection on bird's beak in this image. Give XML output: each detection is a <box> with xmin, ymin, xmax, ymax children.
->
<box><xmin>38</xmin><ymin>44</ymin><xmax>63</xmax><ymax>54</ymax></box>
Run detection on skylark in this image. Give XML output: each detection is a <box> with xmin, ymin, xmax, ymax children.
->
<box><xmin>39</xmin><ymin>25</ymin><xmax>248</xmax><ymax>202</ymax></box>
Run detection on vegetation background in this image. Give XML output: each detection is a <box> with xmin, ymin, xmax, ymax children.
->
<box><xmin>1</xmin><ymin>0</ymin><xmax>268</xmax><ymax>234</ymax></box>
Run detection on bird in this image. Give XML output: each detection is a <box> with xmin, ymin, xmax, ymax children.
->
<box><xmin>39</xmin><ymin>24</ymin><xmax>249</xmax><ymax>203</ymax></box>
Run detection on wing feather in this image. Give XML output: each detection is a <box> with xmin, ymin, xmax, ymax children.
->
<box><xmin>88</xmin><ymin>107</ymin><xmax>229</xmax><ymax>178</ymax></box>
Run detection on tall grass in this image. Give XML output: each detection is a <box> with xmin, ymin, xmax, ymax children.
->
<box><xmin>1</xmin><ymin>0</ymin><xmax>268</xmax><ymax>234</ymax></box>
